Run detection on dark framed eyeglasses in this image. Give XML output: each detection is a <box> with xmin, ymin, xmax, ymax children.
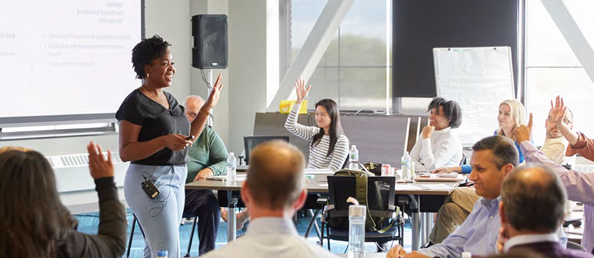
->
<box><xmin>548</xmin><ymin>116</ymin><xmax>571</xmax><ymax>124</ymax></box>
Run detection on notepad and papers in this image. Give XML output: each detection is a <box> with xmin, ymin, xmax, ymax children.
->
<box><xmin>414</xmin><ymin>172</ymin><xmax>466</xmax><ymax>182</ymax></box>
<box><xmin>208</xmin><ymin>175</ymin><xmax>247</xmax><ymax>181</ymax></box>
<box><xmin>396</xmin><ymin>183</ymin><xmax>453</xmax><ymax>191</ymax></box>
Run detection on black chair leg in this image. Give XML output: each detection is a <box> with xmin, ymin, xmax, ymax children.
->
<box><xmin>126</xmin><ymin>215</ymin><xmax>137</xmax><ymax>258</ymax></box>
<box><xmin>304</xmin><ymin>209</ymin><xmax>320</xmax><ymax>238</ymax></box>
<box><xmin>185</xmin><ymin>217</ymin><xmax>198</xmax><ymax>257</ymax></box>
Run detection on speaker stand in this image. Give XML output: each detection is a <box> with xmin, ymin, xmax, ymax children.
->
<box><xmin>207</xmin><ymin>69</ymin><xmax>214</xmax><ymax>128</ymax></box>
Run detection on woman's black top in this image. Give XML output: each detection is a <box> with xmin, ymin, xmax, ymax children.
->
<box><xmin>115</xmin><ymin>89</ymin><xmax>190</xmax><ymax>165</ymax></box>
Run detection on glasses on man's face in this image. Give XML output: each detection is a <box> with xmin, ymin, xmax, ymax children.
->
<box><xmin>548</xmin><ymin>116</ymin><xmax>571</xmax><ymax>124</ymax></box>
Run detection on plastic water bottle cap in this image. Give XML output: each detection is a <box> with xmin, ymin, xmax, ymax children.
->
<box><xmin>462</xmin><ymin>251</ymin><xmax>471</xmax><ymax>258</ymax></box>
<box><xmin>349</xmin><ymin>205</ymin><xmax>366</xmax><ymax>217</ymax></box>
<box><xmin>229</xmin><ymin>152</ymin><xmax>234</xmax><ymax>156</ymax></box>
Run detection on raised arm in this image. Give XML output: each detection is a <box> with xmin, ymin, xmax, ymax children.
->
<box><xmin>64</xmin><ymin>142</ymin><xmax>127</xmax><ymax>258</ymax></box>
<box><xmin>190</xmin><ymin>74</ymin><xmax>223</xmax><ymax>139</ymax></box>
<box><xmin>551</xmin><ymin>96</ymin><xmax>578</xmax><ymax>145</ymax></box>
<box><xmin>516</xmin><ymin>114</ymin><xmax>594</xmax><ymax>206</ymax></box>
<box><xmin>284</xmin><ymin>78</ymin><xmax>318</xmax><ymax>141</ymax></box>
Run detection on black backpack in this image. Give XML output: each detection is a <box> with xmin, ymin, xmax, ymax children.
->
<box><xmin>324</xmin><ymin>169</ymin><xmax>399</xmax><ymax>233</ymax></box>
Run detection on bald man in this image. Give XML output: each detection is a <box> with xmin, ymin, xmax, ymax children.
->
<box><xmin>498</xmin><ymin>165</ymin><xmax>593</xmax><ymax>258</ymax></box>
<box><xmin>201</xmin><ymin>140</ymin><xmax>338</xmax><ymax>258</ymax></box>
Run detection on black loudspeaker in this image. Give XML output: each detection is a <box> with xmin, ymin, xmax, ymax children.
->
<box><xmin>191</xmin><ymin>14</ymin><xmax>228</xmax><ymax>69</ymax></box>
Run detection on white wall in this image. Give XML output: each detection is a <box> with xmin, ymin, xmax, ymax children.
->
<box><xmin>0</xmin><ymin>0</ymin><xmax>283</xmax><ymax>211</ymax></box>
<box><xmin>227</xmin><ymin>0</ymin><xmax>279</xmax><ymax>154</ymax></box>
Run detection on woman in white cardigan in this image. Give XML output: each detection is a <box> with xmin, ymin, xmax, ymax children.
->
<box><xmin>410</xmin><ymin>97</ymin><xmax>463</xmax><ymax>170</ymax></box>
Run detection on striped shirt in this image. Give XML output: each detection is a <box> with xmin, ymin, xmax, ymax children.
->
<box><xmin>284</xmin><ymin>103</ymin><xmax>349</xmax><ymax>171</ymax></box>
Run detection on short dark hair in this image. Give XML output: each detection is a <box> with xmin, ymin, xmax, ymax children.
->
<box><xmin>131</xmin><ymin>35</ymin><xmax>171</xmax><ymax>79</ymax></box>
<box><xmin>428</xmin><ymin>97</ymin><xmax>462</xmax><ymax>129</ymax></box>
<box><xmin>246</xmin><ymin>140</ymin><xmax>305</xmax><ymax>210</ymax></box>
<box><xmin>472</xmin><ymin>135</ymin><xmax>519</xmax><ymax>169</ymax></box>
<box><xmin>502</xmin><ymin>165</ymin><xmax>566</xmax><ymax>233</ymax></box>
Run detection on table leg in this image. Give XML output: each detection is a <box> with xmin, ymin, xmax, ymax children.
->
<box><xmin>227</xmin><ymin>191</ymin><xmax>238</xmax><ymax>242</ymax></box>
<box><xmin>411</xmin><ymin>194</ymin><xmax>421</xmax><ymax>251</ymax></box>
<box><xmin>425</xmin><ymin>212</ymin><xmax>434</xmax><ymax>243</ymax></box>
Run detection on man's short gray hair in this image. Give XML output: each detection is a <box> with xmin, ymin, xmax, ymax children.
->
<box><xmin>183</xmin><ymin>95</ymin><xmax>204</xmax><ymax>106</ymax></box>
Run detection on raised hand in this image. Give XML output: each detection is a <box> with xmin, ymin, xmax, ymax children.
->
<box><xmin>550</xmin><ymin>95</ymin><xmax>568</xmax><ymax>126</ymax></box>
<box><xmin>163</xmin><ymin>134</ymin><xmax>191</xmax><ymax>151</ymax></box>
<box><xmin>204</xmin><ymin>74</ymin><xmax>224</xmax><ymax>109</ymax></box>
<box><xmin>514</xmin><ymin>113</ymin><xmax>533</xmax><ymax>142</ymax></box>
<box><xmin>87</xmin><ymin>141</ymin><xmax>114</xmax><ymax>179</ymax></box>
<box><xmin>422</xmin><ymin>126</ymin><xmax>434</xmax><ymax>139</ymax></box>
<box><xmin>294</xmin><ymin>78</ymin><xmax>311</xmax><ymax>104</ymax></box>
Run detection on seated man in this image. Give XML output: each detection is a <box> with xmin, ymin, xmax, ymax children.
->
<box><xmin>388</xmin><ymin>135</ymin><xmax>566</xmax><ymax>258</ymax></box>
<box><xmin>389</xmin><ymin>135</ymin><xmax>518</xmax><ymax>258</ymax></box>
<box><xmin>182</xmin><ymin>95</ymin><xmax>228</xmax><ymax>255</ymax></box>
<box><xmin>516</xmin><ymin>96</ymin><xmax>594</xmax><ymax>253</ymax></box>
<box><xmin>497</xmin><ymin>165</ymin><xmax>593</xmax><ymax>258</ymax></box>
<box><xmin>428</xmin><ymin>104</ymin><xmax>573</xmax><ymax>245</ymax></box>
<box><xmin>201</xmin><ymin>140</ymin><xmax>339</xmax><ymax>258</ymax></box>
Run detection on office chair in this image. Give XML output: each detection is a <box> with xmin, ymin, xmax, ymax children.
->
<box><xmin>243</xmin><ymin>136</ymin><xmax>289</xmax><ymax>165</ymax></box>
<box><xmin>321</xmin><ymin>176</ymin><xmax>403</xmax><ymax>252</ymax></box>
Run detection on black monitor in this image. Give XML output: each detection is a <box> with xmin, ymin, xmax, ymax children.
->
<box><xmin>243</xmin><ymin>135</ymin><xmax>290</xmax><ymax>165</ymax></box>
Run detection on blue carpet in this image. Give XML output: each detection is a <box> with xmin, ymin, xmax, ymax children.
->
<box><xmin>73</xmin><ymin>209</ymin><xmax>412</xmax><ymax>258</ymax></box>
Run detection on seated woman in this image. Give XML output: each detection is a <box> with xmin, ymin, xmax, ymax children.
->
<box><xmin>0</xmin><ymin>142</ymin><xmax>126</xmax><ymax>258</ymax></box>
<box><xmin>427</xmin><ymin>99</ymin><xmax>527</xmax><ymax>245</ymax></box>
<box><xmin>410</xmin><ymin>97</ymin><xmax>463</xmax><ymax>171</ymax></box>
<box><xmin>223</xmin><ymin>79</ymin><xmax>350</xmax><ymax>231</ymax></box>
<box><xmin>434</xmin><ymin>99</ymin><xmax>527</xmax><ymax>174</ymax></box>
<box><xmin>284</xmin><ymin>78</ymin><xmax>350</xmax><ymax>171</ymax></box>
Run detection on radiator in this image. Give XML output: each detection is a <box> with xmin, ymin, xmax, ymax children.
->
<box><xmin>47</xmin><ymin>152</ymin><xmax>129</xmax><ymax>192</ymax></box>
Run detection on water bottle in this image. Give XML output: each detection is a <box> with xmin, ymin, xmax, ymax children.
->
<box><xmin>349</xmin><ymin>145</ymin><xmax>359</xmax><ymax>170</ymax></box>
<box><xmin>156</xmin><ymin>250</ymin><xmax>168</xmax><ymax>258</ymax></box>
<box><xmin>401</xmin><ymin>151</ymin><xmax>412</xmax><ymax>182</ymax></box>
<box><xmin>227</xmin><ymin>152</ymin><xmax>237</xmax><ymax>182</ymax></box>
<box><xmin>348</xmin><ymin>204</ymin><xmax>366</xmax><ymax>258</ymax></box>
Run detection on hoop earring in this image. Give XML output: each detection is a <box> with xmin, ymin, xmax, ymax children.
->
<box><xmin>146</xmin><ymin>73</ymin><xmax>150</xmax><ymax>78</ymax></box>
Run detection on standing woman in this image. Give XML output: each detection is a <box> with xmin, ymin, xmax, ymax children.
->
<box><xmin>116</xmin><ymin>35</ymin><xmax>222</xmax><ymax>258</ymax></box>
<box><xmin>284</xmin><ymin>78</ymin><xmax>349</xmax><ymax>171</ymax></box>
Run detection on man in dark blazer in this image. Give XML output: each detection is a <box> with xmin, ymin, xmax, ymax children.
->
<box><xmin>498</xmin><ymin>165</ymin><xmax>594</xmax><ymax>258</ymax></box>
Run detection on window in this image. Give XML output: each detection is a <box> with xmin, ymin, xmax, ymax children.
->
<box><xmin>287</xmin><ymin>0</ymin><xmax>391</xmax><ymax>111</ymax></box>
<box><xmin>525</xmin><ymin>0</ymin><xmax>594</xmax><ymax>145</ymax></box>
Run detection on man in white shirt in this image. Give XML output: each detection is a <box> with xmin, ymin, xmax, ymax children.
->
<box><xmin>540</xmin><ymin>106</ymin><xmax>573</xmax><ymax>165</ymax></box>
<box><xmin>497</xmin><ymin>165</ymin><xmax>593</xmax><ymax>258</ymax></box>
<box><xmin>201</xmin><ymin>140</ymin><xmax>338</xmax><ymax>258</ymax></box>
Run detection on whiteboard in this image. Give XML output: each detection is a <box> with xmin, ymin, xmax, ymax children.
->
<box><xmin>433</xmin><ymin>47</ymin><xmax>515</xmax><ymax>145</ymax></box>
<box><xmin>0</xmin><ymin>0</ymin><xmax>142</xmax><ymax>126</ymax></box>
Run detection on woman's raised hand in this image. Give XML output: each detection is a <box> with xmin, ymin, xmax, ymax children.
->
<box><xmin>87</xmin><ymin>142</ymin><xmax>114</xmax><ymax>179</ymax></box>
<box><xmin>294</xmin><ymin>78</ymin><xmax>311</xmax><ymax>104</ymax></box>
<box><xmin>204</xmin><ymin>74</ymin><xmax>224</xmax><ymax>110</ymax></box>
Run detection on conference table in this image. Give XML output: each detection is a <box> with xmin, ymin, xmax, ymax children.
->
<box><xmin>185</xmin><ymin>172</ymin><xmax>461</xmax><ymax>251</ymax></box>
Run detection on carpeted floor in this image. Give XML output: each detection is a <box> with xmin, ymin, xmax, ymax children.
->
<box><xmin>73</xmin><ymin>209</ymin><xmax>412</xmax><ymax>258</ymax></box>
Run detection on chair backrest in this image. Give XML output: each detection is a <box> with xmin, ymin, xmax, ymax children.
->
<box><xmin>243</xmin><ymin>136</ymin><xmax>290</xmax><ymax>165</ymax></box>
<box><xmin>567</xmin><ymin>241</ymin><xmax>587</xmax><ymax>252</ymax></box>
<box><xmin>327</xmin><ymin>176</ymin><xmax>396</xmax><ymax>217</ymax></box>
